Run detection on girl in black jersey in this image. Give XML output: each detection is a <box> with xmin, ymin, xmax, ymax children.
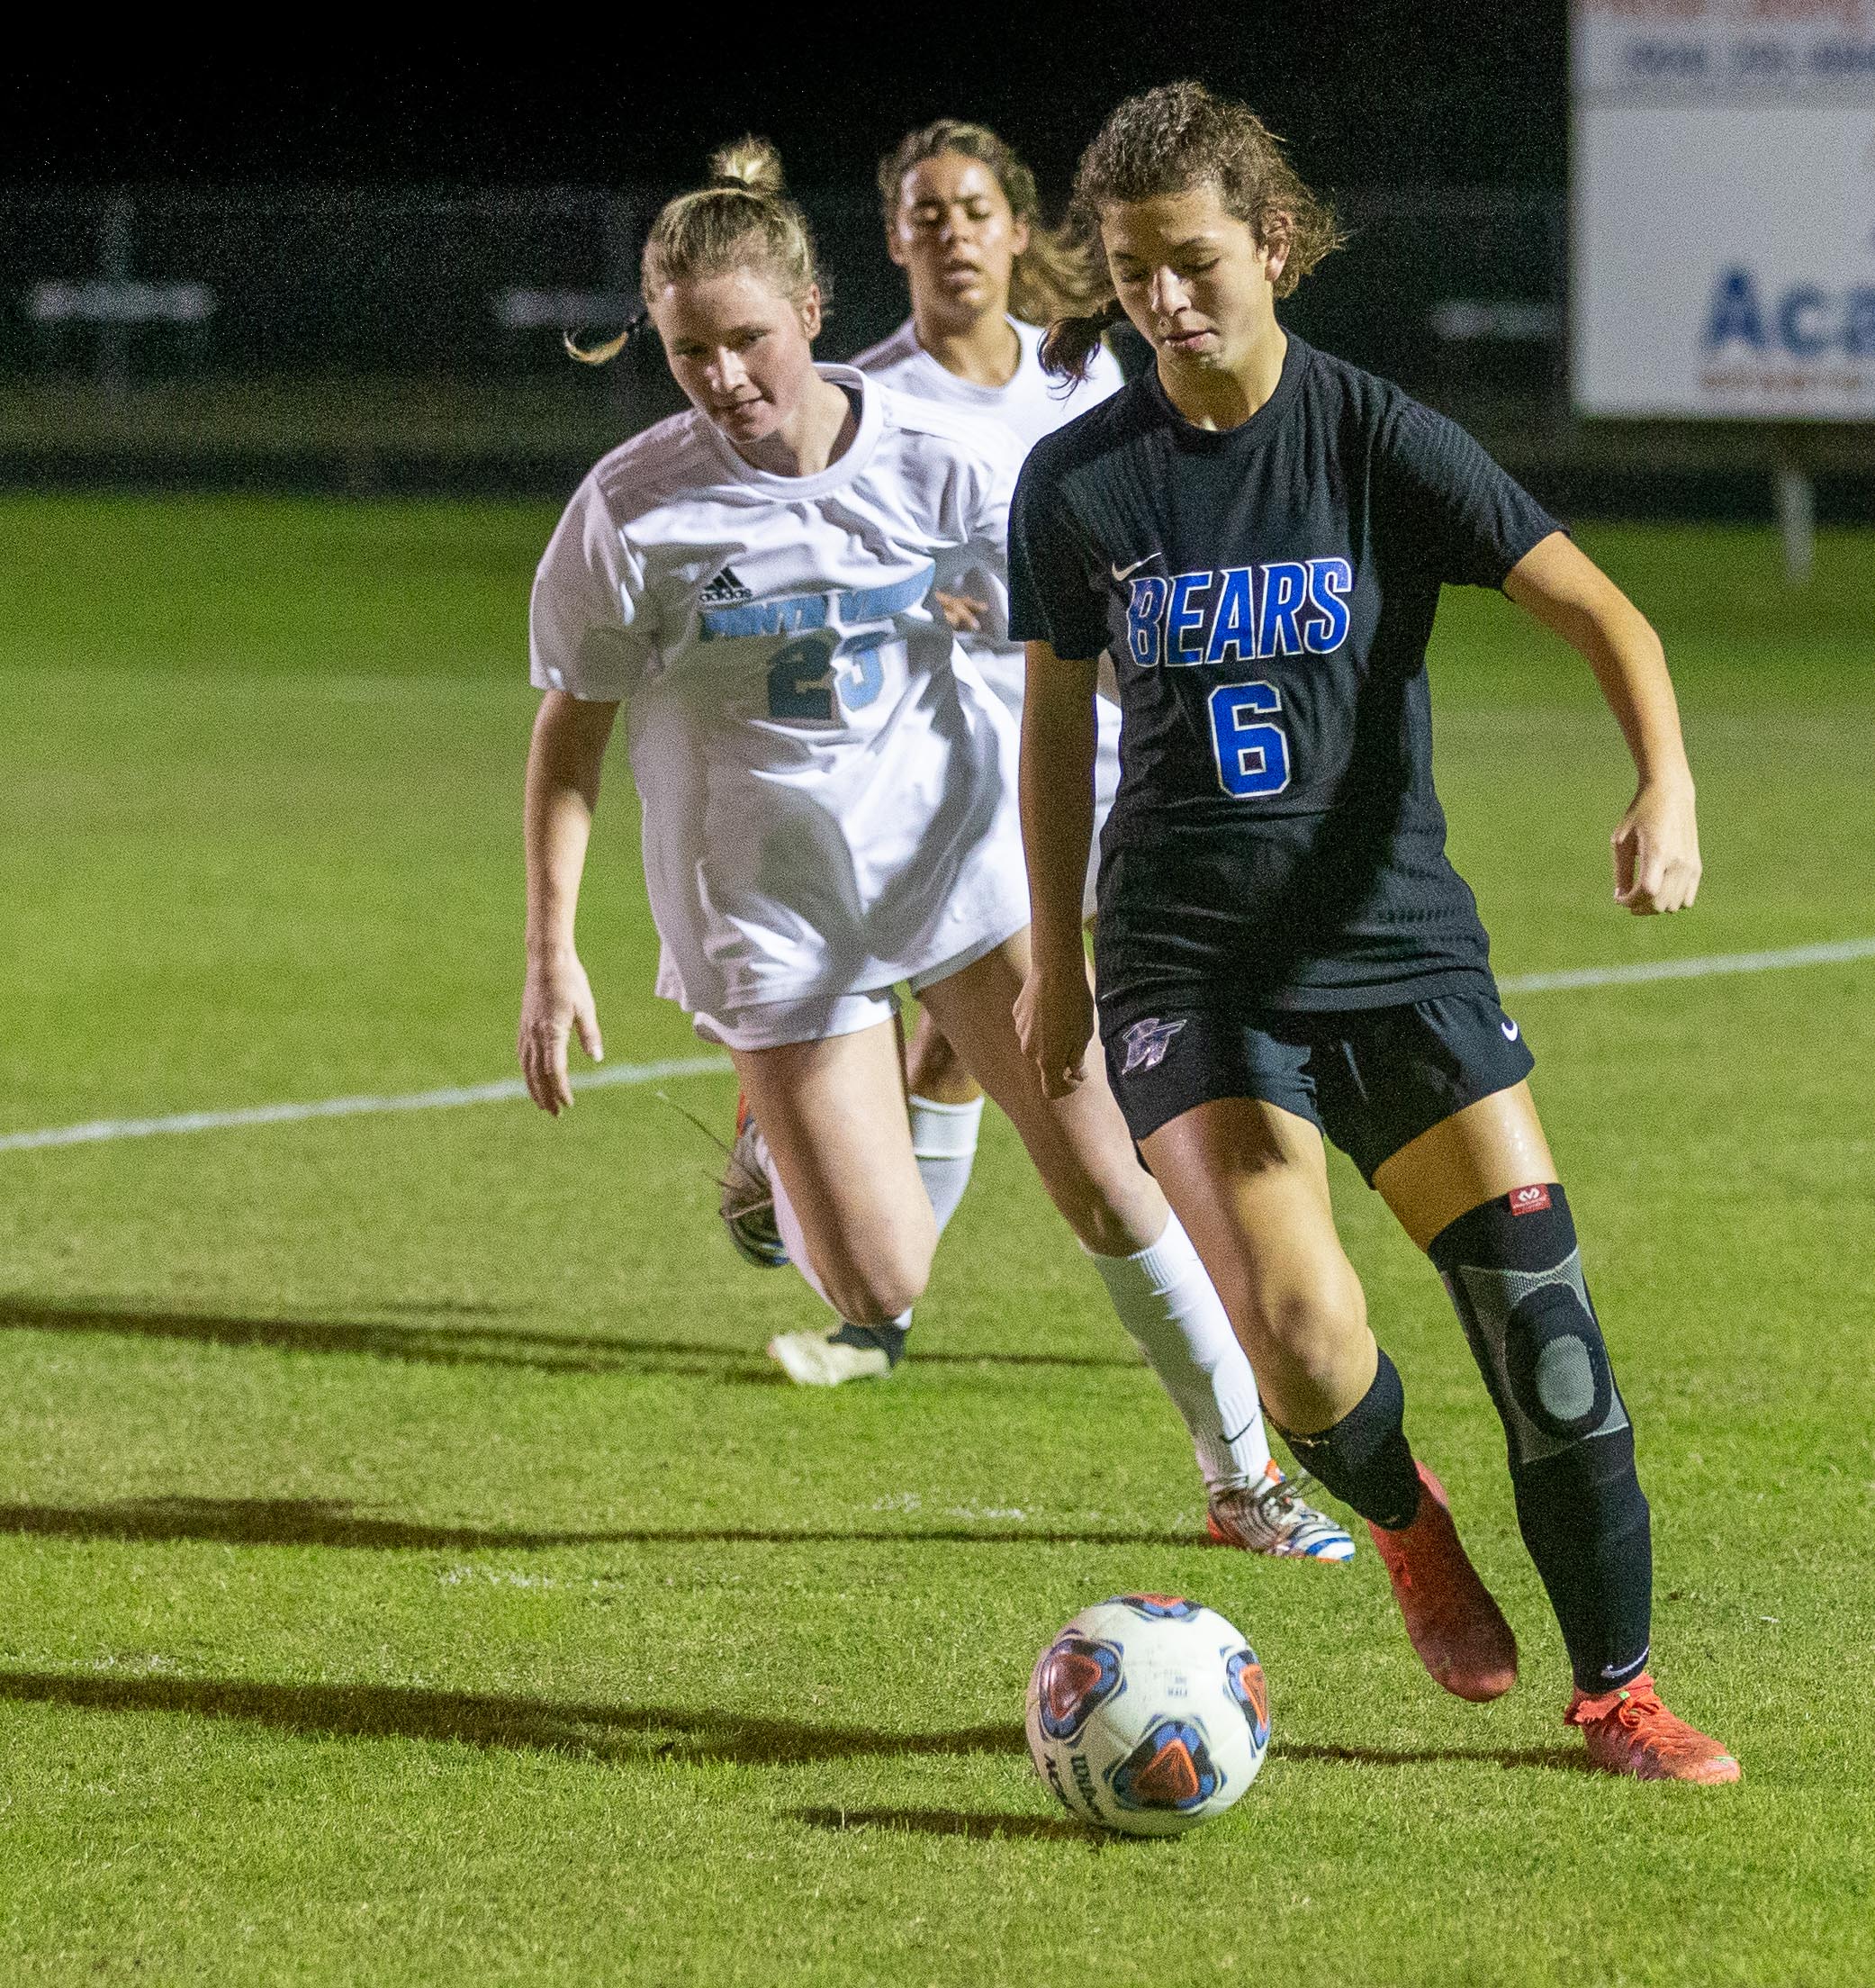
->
<box><xmin>1011</xmin><ymin>83</ymin><xmax>1738</xmax><ymax>1783</ymax></box>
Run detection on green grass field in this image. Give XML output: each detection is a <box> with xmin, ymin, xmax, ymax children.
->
<box><xmin>0</xmin><ymin>496</ymin><xmax>1870</xmax><ymax>1986</ymax></box>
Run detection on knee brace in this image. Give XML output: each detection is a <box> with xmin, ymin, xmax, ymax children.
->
<box><xmin>1428</xmin><ymin>1186</ymin><xmax>1627</xmax><ymax>1467</ymax></box>
<box><xmin>1429</xmin><ymin>1183</ymin><xmax>1653</xmax><ymax>1693</ymax></box>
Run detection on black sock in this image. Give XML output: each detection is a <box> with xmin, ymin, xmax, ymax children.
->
<box><xmin>830</xmin><ymin>1319</ymin><xmax>909</xmax><ymax>1367</ymax></box>
<box><xmin>1428</xmin><ymin>1185</ymin><xmax>1652</xmax><ymax>1694</ymax></box>
<box><xmin>1273</xmin><ymin>1348</ymin><xmax>1423</xmax><ymax>1531</ymax></box>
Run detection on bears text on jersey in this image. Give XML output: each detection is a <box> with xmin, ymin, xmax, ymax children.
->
<box><xmin>1123</xmin><ymin>558</ymin><xmax>1354</xmax><ymax>671</ymax></box>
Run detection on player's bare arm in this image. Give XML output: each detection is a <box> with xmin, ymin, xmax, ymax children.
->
<box><xmin>1503</xmin><ymin>531</ymin><xmax>1700</xmax><ymax>917</ymax></box>
<box><xmin>519</xmin><ymin>689</ymin><xmax>617</xmax><ymax>1114</ymax></box>
<box><xmin>1014</xmin><ymin>637</ymin><xmax>1099</xmax><ymax>1097</ymax></box>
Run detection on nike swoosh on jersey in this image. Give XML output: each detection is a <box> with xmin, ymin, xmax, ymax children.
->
<box><xmin>1501</xmin><ymin>1017</ymin><xmax>1520</xmax><ymax>1041</ymax></box>
<box><xmin>1110</xmin><ymin>553</ymin><xmax>1162</xmax><ymax>582</ymax></box>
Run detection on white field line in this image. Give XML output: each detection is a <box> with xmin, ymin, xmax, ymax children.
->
<box><xmin>2</xmin><ymin>934</ymin><xmax>1871</xmax><ymax>1158</ymax></box>
<box><xmin>1498</xmin><ymin>934</ymin><xmax>1875</xmax><ymax>994</ymax></box>
<box><xmin>0</xmin><ymin>1055</ymin><xmax>730</xmax><ymax>1155</ymax></box>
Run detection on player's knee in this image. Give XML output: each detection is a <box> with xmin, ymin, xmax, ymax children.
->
<box><xmin>1246</xmin><ymin>1279</ymin><xmax>1366</xmax><ymax>1389</ymax></box>
<box><xmin>1429</xmin><ymin>1184</ymin><xmax>1630</xmax><ymax>1466</ymax></box>
<box><xmin>1502</xmin><ymin>1282</ymin><xmax>1615</xmax><ymax>1444</ymax></box>
<box><xmin>1063</xmin><ymin>1186</ymin><xmax>1164</xmax><ymax>1259</ymax></box>
<box><xmin>819</xmin><ymin>1242</ymin><xmax>931</xmax><ymax>1326</ymax></box>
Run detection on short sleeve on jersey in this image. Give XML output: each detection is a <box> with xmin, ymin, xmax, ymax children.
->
<box><xmin>1381</xmin><ymin>399</ymin><xmax>1563</xmax><ymax>591</ymax></box>
<box><xmin>1007</xmin><ymin>458</ymin><xmax>1106</xmax><ymax>660</ymax></box>
<box><xmin>529</xmin><ymin>475</ymin><xmax>653</xmax><ymax>701</ymax></box>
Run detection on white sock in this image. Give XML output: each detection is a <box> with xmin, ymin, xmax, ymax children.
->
<box><xmin>908</xmin><ymin>1094</ymin><xmax>984</xmax><ymax>1238</ymax></box>
<box><xmin>771</xmin><ymin>1164</ymin><xmax>913</xmax><ymax>1342</ymax></box>
<box><xmin>1087</xmin><ymin>1211</ymin><xmax>1272</xmax><ymax>1495</ymax></box>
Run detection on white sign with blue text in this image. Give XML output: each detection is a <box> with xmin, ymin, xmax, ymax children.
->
<box><xmin>1571</xmin><ymin>0</ymin><xmax>1875</xmax><ymax>419</ymax></box>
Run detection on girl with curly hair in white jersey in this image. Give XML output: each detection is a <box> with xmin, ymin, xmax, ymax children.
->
<box><xmin>851</xmin><ymin>118</ymin><xmax>1128</xmax><ymax>1266</ymax></box>
<box><xmin>518</xmin><ymin>137</ymin><xmax>1350</xmax><ymax>1562</ymax></box>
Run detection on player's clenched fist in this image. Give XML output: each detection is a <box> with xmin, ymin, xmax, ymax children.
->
<box><xmin>1015</xmin><ymin>965</ymin><xmax>1095</xmax><ymax>1098</ymax></box>
<box><xmin>518</xmin><ymin>949</ymin><xmax>605</xmax><ymax>1115</ymax></box>
<box><xmin>1611</xmin><ymin>778</ymin><xmax>1701</xmax><ymax>916</ymax></box>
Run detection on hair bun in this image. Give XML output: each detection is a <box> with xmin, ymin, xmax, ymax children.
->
<box><xmin>708</xmin><ymin>136</ymin><xmax>786</xmax><ymax>197</ymax></box>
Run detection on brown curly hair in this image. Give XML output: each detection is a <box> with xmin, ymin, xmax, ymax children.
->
<box><xmin>876</xmin><ymin>118</ymin><xmax>1103</xmax><ymax>328</ymax></box>
<box><xmin>1041</xmin><ymin>82</ymin><xmax>1346</xmax><ymax>381</ymax></box>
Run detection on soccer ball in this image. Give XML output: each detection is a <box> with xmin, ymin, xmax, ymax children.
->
<box><xmin>1025</xmin><ymin>1594</ymin><xmax>1270</xmax><ymax>1837</ymax></box>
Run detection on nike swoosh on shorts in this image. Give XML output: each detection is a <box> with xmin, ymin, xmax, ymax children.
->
<box><xmin>1501</xmin><ymin>1017</ymin><xmax>1520</xmax><ymax>1042</ymax></box>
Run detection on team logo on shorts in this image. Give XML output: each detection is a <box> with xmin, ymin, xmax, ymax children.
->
<box><xmin>1034</xmin><ymin>1635</ymin><xmax>1124</xmax><ymax>1740</ymax></box>
<box><xmin>1120</xmin><ymin>1017</ymin><xmax>1185</xmax><ymax>1075</ymax></box>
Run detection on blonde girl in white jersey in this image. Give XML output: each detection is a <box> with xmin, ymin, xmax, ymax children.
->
<box><xmin>518</xmin><ymin>139</ymin><xmax>1351</xmax><ymax>1561</ymax></box>
<box><xmin>852</xmin><ymin>120</ymin><xmax>1127</xmax><ymax>1252</ymax></box>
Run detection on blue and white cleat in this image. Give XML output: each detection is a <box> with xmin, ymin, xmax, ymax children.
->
<box><xmin>1206</xmin><ymin>1463</ymin><xmax>1356</xmax><ymax>1562</ymax></box>
<box><xmin>719</xmin><ymin>1094</ymin><xmax>789</xmax><ymax>1270</ymax></box>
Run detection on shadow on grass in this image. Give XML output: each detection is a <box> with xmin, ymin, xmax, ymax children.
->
<box><xmin>0</xmin><ymin>1296</ymin><xmax>1137</xmax><ymax>1377</ymax></box>
<box><xmin>1276</xmin><ymin>1740</ymin><xmax>1593</xmax><ymax>1774</ymax></box>
<box><xmin>1</xmin><ymin>1661</ymin><xmax>1591</xmax><ymax>1780</ymax></box>
<box><xmin>0</xmin><ymin>1667</ymin><xmax>1028</xmax><ymax>1767</ymax></box>
<box><xmin>0</xmin><ymin>1496</ymin><xmax>1194</xmax><ymax>1553</ymax></box>
<box><xmin>0</xmin><ymin>1294</ymin><xmax>767</xmax><ymax>1378</ymax></box>
<box><xmin>792</xmin><ymin>1805</ymin><xmax>1121</xmax><ymax>1847</ymax></box>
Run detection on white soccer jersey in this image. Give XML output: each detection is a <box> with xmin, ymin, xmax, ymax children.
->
<box><xmin>852</xmin><ymin>315</ymin><xmax>1125</xmax><ymax>456</ymax></box>
<box><xmin>530</xmin><ymin>366</ymin><xmax>1032</xmax><ymax>1024</ymax></box>
<box><xmin>854</xmin><ymin>317</ymin><xmax>1125</xmax><ymax>911</ymax></box>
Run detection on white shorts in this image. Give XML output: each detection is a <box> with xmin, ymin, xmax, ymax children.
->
<box><xmin>1086</xmin><ymin>699</ymin><xmax>1122</xmax><ymax>919</ymax></box>
<box><xmin>690</xmin><ymin>917</ymin><xmax>1027</xmax><ymax>1052</ymax></box>
<box><xmin>969</xmin><ymin>639</ymin><xmax>1122</xmax><ymax>922</ymax></box>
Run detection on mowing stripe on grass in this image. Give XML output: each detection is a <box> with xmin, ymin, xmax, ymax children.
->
<box><xmin>3</xmin><ymin>935</ymin><xmax>1871</xmax><ymax>1157</ymax></box>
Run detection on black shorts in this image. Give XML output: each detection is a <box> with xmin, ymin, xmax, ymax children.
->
<box><xmin>1102</xmin><ymin>989</ymin><xmax>1536</xmax><ymax>1184</ymax></box>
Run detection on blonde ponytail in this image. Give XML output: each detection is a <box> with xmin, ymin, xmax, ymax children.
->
<box><xmin>567</xmin><ymin>135</ymin><xmax>825</xmax><ymax>366</ymax></box>
<box><xmin>563</xmin><ymin>314</ymin><xmax>645</xmax><ymax>366</ymax></box>
<box><xmin>708</xmin><ymin>135</ymin><xmax>787</xmax><ymax>199</ymax></box>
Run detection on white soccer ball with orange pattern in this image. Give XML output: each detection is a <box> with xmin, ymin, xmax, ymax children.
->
<box><xmin>1025</xmin><ymin>1594</ymin><xmax>1270</xmax><ymax>1836</ymax></box>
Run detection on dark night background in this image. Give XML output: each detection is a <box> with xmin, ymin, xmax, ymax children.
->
<box><xmin>18</xmin><ymin>4</ymin><xmax>1861</xmax><ymax>519</ymax></box>
<box><xmin>1</xmin><ymin>5</ymin><xmax>1569</xmax><ymax>194</ymax></box>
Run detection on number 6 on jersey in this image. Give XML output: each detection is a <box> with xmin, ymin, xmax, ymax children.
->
<box><xmin>1208</xmin><ymin>681</ymin><xmax>1291</xmax><ymax>798</ymax></box>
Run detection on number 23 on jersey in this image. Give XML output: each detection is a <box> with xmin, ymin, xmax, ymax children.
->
<box><xmin>765</xmin><ymin>630</ymin><xmax>886</xmax><ymax>724</ymax></box>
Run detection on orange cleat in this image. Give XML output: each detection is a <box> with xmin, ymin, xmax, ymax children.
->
<box><xmin>1566</xmin><ymin>1674</ymin><xmax>1741</xmax><ymax>1784</ymax></box>
<box><xmin>1366</xmin><ymin>1461</ymin><xmax>1519</xmax><ymax>1703</ymax></box>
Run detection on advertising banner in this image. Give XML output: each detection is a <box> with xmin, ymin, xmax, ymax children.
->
<box><xmin>1572</xmin><ymin>0</ymin><xmax>1875</xmax><ymax>418</ymax></box>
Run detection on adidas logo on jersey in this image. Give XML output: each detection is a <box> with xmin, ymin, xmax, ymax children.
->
<box><xmin>699</xmin><ymin>565</ymin><xmax>753</xmax><ymax>606</ymax></box>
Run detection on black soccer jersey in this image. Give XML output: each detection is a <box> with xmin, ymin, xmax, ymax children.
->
<box><xmin>1008</xmin><ymin>333</ymin><xmax>1562</xmax><ymax>1020</ymax></box>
